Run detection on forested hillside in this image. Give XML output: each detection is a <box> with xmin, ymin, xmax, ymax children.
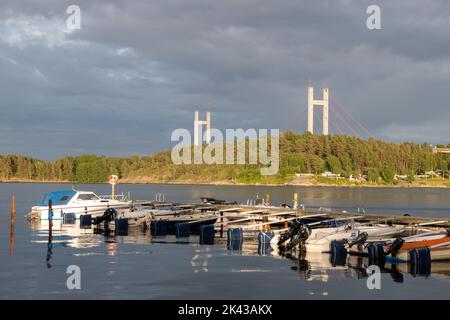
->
<box><xmin>0</xmin><ymin>132</ymin><xmax>448</xmax><ymax>185</ymax></box>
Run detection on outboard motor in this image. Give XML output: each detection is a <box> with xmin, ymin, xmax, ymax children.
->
<box><xmin>346</xmin><ymin>232</ymin><xmax>369</xmax><ymax>248</ymax></box>
<box><xmin>385</xmin><ymin>237</ymin><xmax>404</xmax><ymax>257</ymax></box>
<box><xmin>278</xmin><ymin>220</ymin><xmax>311</xmax><ymax>250</ymax></box>
<box><xmin>92</xmin><ymin>208</ymin><xmax>118</xmax><ymax>225</ymax></box>
<box><xmin>277</xmin><ymin>220</ymin><xmax>301</xmax><ymax>246</ymax></box>
<box><xmin>286</xmin><ymin>224</ymin><xmax>311</xmax><ymax>250</ymax></box>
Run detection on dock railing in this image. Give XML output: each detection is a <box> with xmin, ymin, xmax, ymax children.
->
<box><xmin>98</xmin><ymin>192</ymin><xmax>129</xmax><ymax>202</ymax></box>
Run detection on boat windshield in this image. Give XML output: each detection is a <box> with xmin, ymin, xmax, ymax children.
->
<box><xmin>38</xmin><ymin>190</ymin><xmax>76</xmax><ymax>206</ymax></box>
<box><xmin>76</xmin><ymin>193</ymin><xmax>99</xmax><ymax>201</ymax></box>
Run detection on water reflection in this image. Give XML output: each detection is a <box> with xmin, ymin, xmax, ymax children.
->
<box><xmin>191</xmin><ymin>245</ymin><xmax>212</xmax><ymax>273</ymax></box>
<box><xmin>279</xmin><ymin>246</ymin><xmax>450</xmax><ymax>284</ymax></box>
<box><xmin>105</xmin><ymin>236</ymin><xmax>118</xmax><ymax>256</ymax></box>
<box><xmin>225</xmin><ymin>239</ymin><xmax>450</xmax><ymax>285</ymax></box>
<box><xmin>46</xmin><ymin>220</ymin><xmax>53</xmax><ymax>269</ymax></box>
<box><xmin>30</xmin><ymin>220</ymin><xmax>102</xmax><ymax>249</ymax></box>
<box><xmin>28</xmin><ymin>220</ymin><xmax>450</xmax><ymax>288</ymax></box>
<box><xmin>9</xmin><ymin>219</ymin><xmax>15</xmax><ymax>257</ymax></box>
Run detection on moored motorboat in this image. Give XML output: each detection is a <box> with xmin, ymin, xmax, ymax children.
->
<box><xmin>304</xmin><ymin>224</ymin><xmax>402</xmax><ymax>253</ymax></box>
<box><xmin>273</xmin><ymin>218</ymin><xmax>403</xmax><ymax>253</ymax></box>
<box><xmin>387</xmin><ymin>235</ymin><xmax>450</xmax><ymax>252</ymax></box>
<box><xmin>91</xmin><ymin>207</ymin><xmax>152</xmax><ymax>228</ymax></box>
<box><xmin>345</xmin><ymin>229</ymin><xmax>450</xmax><ymax>263</ymax></box>
<box><xmin>28</xmin><ymin>189</ymin><xmax>132</xmax><ymax>220</ymax></box>
<box><xmin>388</xmin><ymin>245</ymin><xmax>450</xmax><ymax>262</ymax></box>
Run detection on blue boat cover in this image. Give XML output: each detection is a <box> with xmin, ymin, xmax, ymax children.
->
<box><xmin>38</xmin><ymin>190</ymin><xmax>76</xmax><ymax>206</ymax></box>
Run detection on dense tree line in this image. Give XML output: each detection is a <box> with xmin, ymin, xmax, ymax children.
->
<box><xmin>0</xmin><ymin>132</ymin><xmax>448</xmax><ymax>184</ymax></box>
<box><xmin>279</xmin><ymin>132</ymin><xmax>449</xmax><ymax>183</ymax></box>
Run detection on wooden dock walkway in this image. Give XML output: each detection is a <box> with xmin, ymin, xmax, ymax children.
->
<box><xmin>134</xmin><ymin>199</ymin><xmax>450</xmax><ymax>234</ymax></box>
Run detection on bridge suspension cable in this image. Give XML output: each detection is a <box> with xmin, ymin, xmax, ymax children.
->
<box><xmin>332</xmin><ymin>97</ymin><xmax>372</xmax><ymax>138</ymax></box>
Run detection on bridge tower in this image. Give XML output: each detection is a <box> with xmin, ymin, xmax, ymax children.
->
<box><xmin>194</xmin><ymin>111</ymin><xmax>211</xmax><ymax>146</ymax></box>
<box><xmin>307</xmin><ymin>86</ymin><xmax>329</xmax><ymax>135</ymax></box>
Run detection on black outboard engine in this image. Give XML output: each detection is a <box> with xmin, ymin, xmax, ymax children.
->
<box><xmin>92</xmin><ymin>208</ymin><xmax>118</xmax><ymax>225</ymax></box>
<box><xmin>385</xmin><ymin>237</ymin><xmax>404</xmax><ymax>257</ymax></box>
<box><xmin>278</xmin><ymin>219</ymin><xmax>311</xmax><ymax>250</ymax></box>
<box><xmin>346</xmin><ymin>232</ymin><xmax>369</xmax><ymax>248</ymax></box>
<box><xmin>277</xmin><ymin>220</ymin><xmax>301</xmax><ymax>246</ymax></box>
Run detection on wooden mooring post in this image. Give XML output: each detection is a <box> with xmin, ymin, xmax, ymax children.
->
<box><xmin>10</xmin><ymin>194</ymin><xmax>15</xmax><ymax>225</ymax></box>
<box><xmin>220</xmin><ymin>212</ymin><xmax>224</xmax><ymax>237</ymax></box>
<box><xmin>293</xmin><ymin>192</ymin><xmax>298</xmax><ymax>210</ymax></box>
<box><xmin>9</xmin><ymin>194</ymin><xmax>15</xmax><ymax>256</ymax></box>
<box><xmin>46</xmin><ymin>200</ymin><xmax>53</xmax><ymax>268</ymax></box>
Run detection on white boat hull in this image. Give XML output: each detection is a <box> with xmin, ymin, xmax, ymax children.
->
<box><xmin>30</xmin><ymin>201</ymin><xmax>132</xmax><ymax>220</ymax></box>
<box><xmin>305</xmin><ymin>225</ymin><xmax>402</xmax><ymax>253</ymax></box>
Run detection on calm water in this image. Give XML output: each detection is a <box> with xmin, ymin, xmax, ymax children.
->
<box><xmin>1</xmin><ymin>183</ymin><xmax>450</xmax><ymax>299</ymax></box>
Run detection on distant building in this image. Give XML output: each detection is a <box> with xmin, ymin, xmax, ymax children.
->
<box><xmin>295</xmin><ymin>173</ymin><xmax>314</xmax><ymax>178</ymax></box>
<box><xmin>425</xmin><ymin>171</ymin><xmax>438</xmax><ymax>177</ymax></box>
<box><xmin>349</xmin><ymin>174</ymin><xmax>366</xmax><ymax>182</ymax></box>
<box><xmin>433</xmin><ymin>147</ymin><xmax>450</xmax><ymax>154</ymax></box>
<box><xmin>321</xmin><ymin>171</ymin><xmax>341</xmax><ymax>178</ymax></box>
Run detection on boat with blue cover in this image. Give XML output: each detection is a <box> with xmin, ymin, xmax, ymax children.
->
<box><xmin>28</xmin><ymin>189</ymin><xmax>132</xmax><ymax>220</ymax></box>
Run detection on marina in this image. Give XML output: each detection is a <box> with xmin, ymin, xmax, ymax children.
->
<box><xmin>1</xmin><ymin>183</ymin><xmax>450</xmax><ymax>299</ymax></box>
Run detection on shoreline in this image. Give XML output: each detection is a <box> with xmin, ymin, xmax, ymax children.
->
<box><xmin>1</xmin><ymin>179</ymin><xmax>450</xmax><ymax>189</ymax></box>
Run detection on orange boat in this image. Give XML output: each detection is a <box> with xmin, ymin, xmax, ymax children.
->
<box><xmin>399</xmin><ymin>236</ymin><xmax>450</xmax><ymax>251</ymax></box>
<box><xmin>384</xmin><ymin>234</ymin><xmax>450</xmax><ymax>262</ymax></box>
<box><xmin>394</xmin><ymin>244</ymin><xmax>450</xmax><ymax>262</ymax></box>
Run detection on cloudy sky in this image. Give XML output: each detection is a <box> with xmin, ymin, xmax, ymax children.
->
<box><xmin>0</xmin><ymin>0</ymin><xmax>449</xmax><ymax>159</ymax></box>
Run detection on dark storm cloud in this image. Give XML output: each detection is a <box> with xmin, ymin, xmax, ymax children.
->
<box><xmin>0</xmin><ymin>0</ymin><xmax>449</xmax><ymax>159</ymax></box>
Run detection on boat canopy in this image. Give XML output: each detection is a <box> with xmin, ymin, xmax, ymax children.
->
<box><xmin>38</xmin><ymin>190</ymin><xmax>76</xmax><ymax>206</ymax></box>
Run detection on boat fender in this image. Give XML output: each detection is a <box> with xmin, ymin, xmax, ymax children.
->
<box><xmin>258</xmin><ymin>231</ymin><xmax>275</xmax><ymax>246</ymax></box>
<box><xmin>63</xmin><ymin>212</ymin><xmax>76</xmax><ymax>225</ymax></box>
<box><xmin>409</xmin><ymin>247</ymin><xmax>431</xmax><ymax>276</ymax></box>
<box><xmin>151</xmin><ymin>220</ymin><xmax>167</xmax><ymax>236</ymax></box>
<box><xmin>199</xmin><ymin>224</ymin><xmax>215</xmax><ymax>245</ymax></box>
<box><xmin>376</xmin><ymin>243</ymin><xmax>386</xmax><ymax>265</ymax></box>
<box><xmin>258</xmin><ymin>231</ymin><xmax>275</xmax><ymax>255</ymax></box>
<box><xmin>176</xmin><ymin>222</ymin><xmax>190</xmax><ymax>238</ymax></box>
<box><xmin>115</xmin><ymin>218</ymin><xmax>128</xmax><ymax>235</ymax></box>
<box><xmin>367</xmin><ymin>243</ymin><xmax>386</xmax><ymax>266</ymax></box>
<box><xmin>80</xmin><ymin>214</ymin><xmax>92</xmax><ymax>228</ymax></box>
<box><xmin>227</xmin><ymin>239</ymin><xmax>243</xmax><ymax>251</ymax></box>
<box><xmin>367</xmin><ymin>243</ymin><xmax>377</xmax><ymax>264</ymax></box>
<box><xmin>330</xmin><ymin>240</ymin><xmax>347</xmax><ymax>266</ymax></box>
<box><xmin>330</xmin><ymin>240</ymin><xmax>347</xmax><ymax>256</ymax></box>
<box><xmin>227</xmin><ymin>228</ymin><xmax>244</xmax><ymax>241</ymax></box>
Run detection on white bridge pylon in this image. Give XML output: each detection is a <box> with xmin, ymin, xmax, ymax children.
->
<box><xmin>194</xmin><ymin>111</ymin><xmax>211</xmax><ymax>146</ymax></box>
<box><xmin>307</xmin><ymin>86</ymin><xmax>329</xmax><ymax>135</ymax></box>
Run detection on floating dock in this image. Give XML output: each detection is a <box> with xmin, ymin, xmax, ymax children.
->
<box><xmin>134</xmin><ymin>199</ymin><xmax>450</xmax><ymax>239</ymax></box>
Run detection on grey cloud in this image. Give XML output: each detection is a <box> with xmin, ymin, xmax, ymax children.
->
<box><xmin>0</xmin><ymin>0</ymin><xmax>449</xmax><ymax>159</ymax></box>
